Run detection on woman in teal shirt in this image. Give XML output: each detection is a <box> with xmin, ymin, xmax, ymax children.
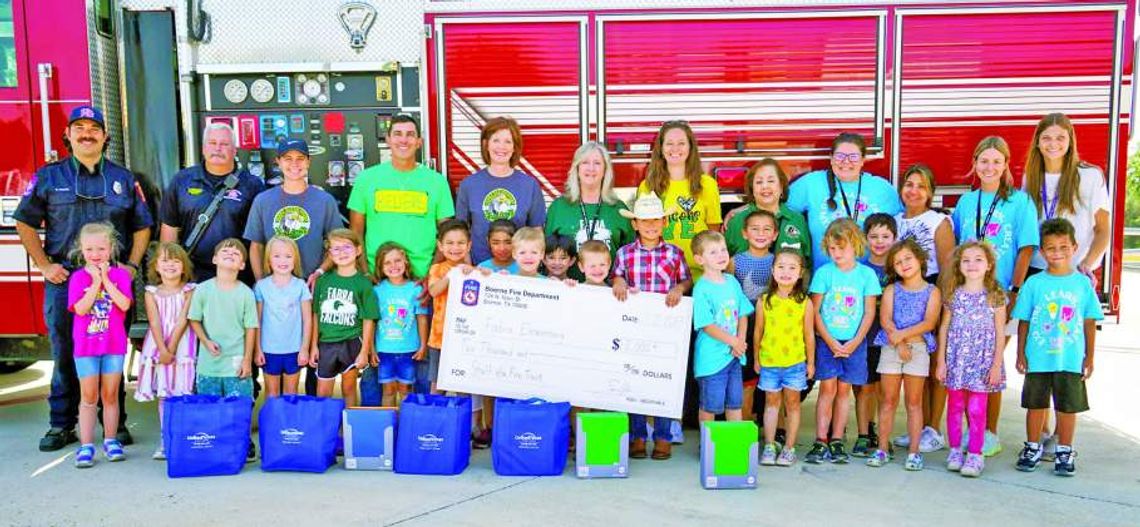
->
<box><xmin>786</xmin><ymin>133</ymin><xmax>902</xmax><ymax>271</ymax></box>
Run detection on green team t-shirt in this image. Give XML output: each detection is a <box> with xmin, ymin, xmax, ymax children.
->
<box><xmin>544</xmin><ymin>197</ymin><xmax>635</xmax><ymax>280</ymax></box>
<box><xmin>188</xmin><ymin>279</ymin><xmax>259</xmax><ymax>378</ymax></box>
<box><xmin>313</xmin><ymin>271</ymin><xmax>380</xmax><ymax>342</ymax></box>
<box><xmin>347</xmin><ymin>162</ymin><xmax>455</xmax><ymax>277</ymax></box>
<box><xmin>723</xmin><ymin>203</ymin><xmax>812</xmax><ymax>262</ymax></box>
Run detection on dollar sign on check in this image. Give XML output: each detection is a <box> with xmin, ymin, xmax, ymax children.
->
<box><xmin>611</xmin><ymin>339</ymin><xmax>621</xmax><ymax>351</ymax></box>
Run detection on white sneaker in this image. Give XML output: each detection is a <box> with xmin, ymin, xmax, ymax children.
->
<box><xmin>918</xmin><ymin>426</ymin><xmax>945</xmax><ymax>453</ymax></box>
<box><xmin>892</xmin><ymin>433</ymin><xmax>910</xmax><ymax>448</ymax></box>
<box><xmin>1041</xmin><ymin>433</ymin><xmax>1057</xmax><ymax>462</ymax></box>
<box><xmin>152</xmin><ymin>446</ymin><xmax>166</xmax><ymax>460</ymax></box>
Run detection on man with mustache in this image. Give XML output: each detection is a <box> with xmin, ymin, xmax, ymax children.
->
<box><xmin>15</xmin><ymin>105</ymin><xmax>154</xmax><ymax>451</ymax></box>
<box><xmin>159</xmin><ymin>122</ymin><xmax>265</xmax><ymax>282</ymax></box>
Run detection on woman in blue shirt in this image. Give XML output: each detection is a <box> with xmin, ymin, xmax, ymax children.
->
<box><xmin>950</xmin><ymin>135</ymin><xmax>1039</xmax><ymax>457</ymax></box>
<box><xmin>787</xmin><ymin>133</ymin><xmax>902</xmax><ymax>271</ymax></box>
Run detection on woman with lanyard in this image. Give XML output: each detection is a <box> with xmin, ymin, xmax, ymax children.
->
<box><xmin>951</xmin><ymin>135</ymin><xmax>1039</xmax><ymax>457</ymax></box>
<box><xmin>786</xmin><ymin>133</ymin><xmax>902</xmax><ymax>272</ymax></box>
<box><xmin>723</xmin><ymin>158</ymin><xmax>811</xmax><ymax>262</ymax></box>
<box><xmin>455</xmin><ymin>116</ymin><xmax>547</xmax><ymax>266</ymax></box>
<box><xmin>1022</xmin><ymin>113</ymin><xmax>1110</xmax><ymax>286</ymax></box>
<box><xmin>1020</xmin><ymin>113</ymin><xmax>1109</xmax><ymax>462</ymax></box>
<box><xmin>545</xmin><ymin>141</ymin><xmax>634</xmax><ymax>280</ymax></box>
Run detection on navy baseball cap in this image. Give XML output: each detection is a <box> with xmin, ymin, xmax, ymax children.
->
<box><xmin>276</xmin><ymin>138</ymin><xmax>309</xmax><ymax>157</ymax></box>
<box><xmin>68</xmin><ymin>105</ymin><xmax>105</xmax><ymax>129</ymax></box>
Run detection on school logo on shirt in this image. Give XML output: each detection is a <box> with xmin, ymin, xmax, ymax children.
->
<box><xmin>273</xmin><ymin>205</ymin><xmax>312</xmax><ymax>240</ymax></box>
<box><xmin>222</xmin><ymin>189</ymin><xmax>243</xmax><ymax>202</ymax></box>
<box><xmin>1031</xmin><ymin>290</ymin><xmax>1080</xmax><ymax>354</ymax></box>
<box><xmin>482</xmin><ymin>189</ymin><xmax>518</xmax><ymax>221</ymax></box>
<box><xmin>825</xmin><ymin>289</ymin><xmax>859</xmax><ymax>330</ymax></box>
<box><xmin>664</xmin><ymin>196</ymin><xmax>702</xmax><ymax>241</ymax></box>
<box><xmin>575</xmin><ymin>219</ymin><xmax>613</xmax><ymax>249</ymax></box>
<box><xmin>320</xmin><ymin>287</ymin><xmax>358</xmax><ymax>326</ymax></box>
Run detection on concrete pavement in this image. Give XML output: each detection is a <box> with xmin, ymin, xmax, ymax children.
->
<box><xmin>3</xmin><ymin>274</ymin><xmax>1140</xmax><ymax>527</ymax></box>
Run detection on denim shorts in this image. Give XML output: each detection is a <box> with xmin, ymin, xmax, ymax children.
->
<box><xmin>758</xmin><ymin>361</ymin><xmax>809</xmax><ymax>392</ymax></box>
<box><xmin>815</xmin><ymin>336</ymin><xmax>869</xmax><ymax>386</ymax></box>
<box><xmin>379</xmin><ymin>352</ymin><xmax>417</xmax><ymax>384</ymax></box>
<box><xmin>75</xmin><ymin>354</ymin><xmax>125</xmax><ymax>379</ymax></box>
<box><xmin>697</xmin><ymin>360</ymin><xmax>743</xmax><ymax>414</ymax></box>
<box><xmin>263</xmin><ymin>352</ymin><xmax>301</xmax><ymax>376</ymax></box>
<box><xmin>195</xmin><ymin>375</ymin><xmax>253</xmax><ymax>398</ymax></box>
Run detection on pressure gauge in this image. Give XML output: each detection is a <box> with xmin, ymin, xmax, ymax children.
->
<box><xmin>223</xmin><ymin>79</ymin><xmax>248</xmax><ymax>104</ymax></box>
<box><xmin>249</xmin><ymin>79</ymin><xmax>275</xmax><ymax>103</ymax></box>
<box><xmin>302</xmin><ymin>79</ymin><xmax>323</xmax><ymax>99</ymax></box>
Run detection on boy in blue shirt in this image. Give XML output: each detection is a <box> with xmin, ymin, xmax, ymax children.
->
<box><xmin>691</xmin><ymin>231</ymin><xmax>754</xmax><ymax>424</ymax></box>
<box><xmin>1012</xmin><ymin>218</ymin><xmax>1102</xmax><ymax>476</ymax></box>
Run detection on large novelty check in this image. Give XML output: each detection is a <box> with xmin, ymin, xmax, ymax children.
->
<box><xmin>437</xmin><ymin>270</ymin><xmax>693</xmax><ymax>418</ymax></box>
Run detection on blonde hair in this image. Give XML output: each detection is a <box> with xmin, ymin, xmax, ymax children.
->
<box><xmin>577</xmin><ymin>240</ymin><xmax>611</xmax><ymax>262</ymax></box>
<box><xmin>325</xmin><ymin>228</ymin><xmax>370</xmax><ymax>278</ymax></box>
<box><xmin>263</xmin><ymin>236</ymin><xmax>303</xmax><ymax>279</ymax></box>
<box><xmin>823</xmin><ymin>218</ymin><xmax>867</xmax><ymax>258</ymax></box>
<box><xmin>71</xmin><ymin>221</ymin><xmax>120</xmax><ymax>264</ymax></box>
<box><xmin>969</xmin><ymin>136</ymin><xmax>1015</xmax><ymax>201</ymax></box>
<box><xmin>564</xmin><ymin>142</ymin><xmax>621</xmax><ymax>205</ymax></box>
<box><xmin>943</xmin><ymin>241</ymin><xmax>1007</xmax><ymax>308</ymax></box>
<box><xmin>1024</xmin><ymin>113</ymin><xmax>1097</xmax><ymax>217</ymax></box>
<box><xmin>691</xmin><ymin>230</ymin><xmax>725</xmax><ymax>256</ymax></box>
<box><xmin>511</xmin><ymin>226</ymin><xmax>545</xmax><ymax>253</ymax></box>
<box><xmin>374</xmin><ymin>242</ymin><xmax>416</xmax><ymax>281</ymax></box>
<box><xmin>645</xmin><ymin>120</ymin><xmax>703</xmax><ymax>198</ymax></box>
<box><xmin>148</xmin><ymin>242</ymin><xmax>193</xmax><ymax>285</ymax></box>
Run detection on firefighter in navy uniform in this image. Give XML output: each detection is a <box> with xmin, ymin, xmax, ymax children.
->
<box><xmin>14</xmin><ymin>105</ymin><xmax>153</xmax><ymax>452</ymax></box>
<box><xmin>158</xmin><ymin>122</ymin><xmax>265</xmax><ymax>282</ymax></box>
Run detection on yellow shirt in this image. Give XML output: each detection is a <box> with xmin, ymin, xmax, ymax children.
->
<box><xmin>637</xmin><ymin>175</ymin><xmax>722</xmax><ymax>278</ymax></box>
<box><xmin>758</xmin><ymin>293</ymin><xmax>808</xmax><ymax>368</ymax></box>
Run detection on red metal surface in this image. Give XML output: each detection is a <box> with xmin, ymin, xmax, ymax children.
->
<box><xmin>438</xmin><ymin>20</ymin><xmax>583</xmax><ymax>194</ymax></box>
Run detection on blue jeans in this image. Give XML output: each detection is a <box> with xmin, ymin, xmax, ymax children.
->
<box><xmin>629</xmin><ymin>414</ymin><xmax>673</xmax><ymax>442</ymax></box>
<box><xmin>44</xmin><ymin>280</ymin><xmax>127</xmax><ymax>429</ymax></box>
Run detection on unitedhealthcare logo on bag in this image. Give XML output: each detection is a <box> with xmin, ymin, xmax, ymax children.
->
<box><xmin>461</xmin><ymin>279</ymin><xmax>480</xmax><ymax>306</ymax></box>
<box><xmin>280</xmin><ymin>428</ymin><xmax>305</xmax><ymax>445</ymax></box>
<box><xmin>514</xmin><ymin>432</ymin><xmax>543</xmax><ymax>450</ymax></box>
<box><xmin>417</xmin><ymin>433</ymin><xmax>445</xmax><ymax>451</ymax></box>
<box><xmin>185</xmin><ymin>432</ymin><xmax>217</xmax><ymax>449</ymax></box>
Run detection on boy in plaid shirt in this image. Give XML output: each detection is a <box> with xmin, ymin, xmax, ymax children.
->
<box><xmin>612</xmin><ymin>192</ymin><xmax>693</xmax><ymax>460</ymax></box>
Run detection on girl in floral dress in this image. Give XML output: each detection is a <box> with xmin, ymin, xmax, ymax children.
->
<box><xmin>935</xmin><ymin>241</ymin><xmax>1007</xmax><ymax>477</ymax></box>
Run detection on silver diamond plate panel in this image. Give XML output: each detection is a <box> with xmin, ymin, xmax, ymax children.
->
<box><xmin>188</xmin><ymin>0</ymin><xmax>422</xmax><ymax>67</ymax></box>
<box><xmin>86</xmin><ymin>0</ymin><xmax>124</xmax><ymax>164</ymax></box>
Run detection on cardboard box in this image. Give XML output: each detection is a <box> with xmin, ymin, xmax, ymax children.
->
<box><xmin>342</xmin><ymin>407</ymin><xmax>397</xmax><ymax>470</ymax></box>
<box><xmin>699</xmin><ymin>421</ymin><xmax>758</xmax><ymax>489</ymax></box>
<box><xmin>575</xmin><ymin>412</ymin><xmax>629</xmax><ymax>478</ymax></box>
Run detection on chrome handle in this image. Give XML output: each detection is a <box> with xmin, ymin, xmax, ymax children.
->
<box><xmin>37</xmin><ymin>63</ymin><xmax>57</xmax><ymax>163</ymax></box>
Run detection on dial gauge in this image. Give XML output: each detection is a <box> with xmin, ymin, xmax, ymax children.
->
<box><xmin>250</xmin><ymin>79</ymin><xmax>275</xmax><ymax>103</ymax></box>
<box><xmin>223</xmin><ymin>79</ymin><xmax>248</xmax><ymax>104</ymax></box>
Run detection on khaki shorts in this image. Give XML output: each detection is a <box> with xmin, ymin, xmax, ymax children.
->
<box><xmin>876</xmin><ymin>342</ymin><xmax>930</xmax><ymax>377</ymax></box>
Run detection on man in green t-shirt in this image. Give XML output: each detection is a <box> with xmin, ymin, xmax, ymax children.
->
<box><xmin>348</xmin><ymin>115</ymin><xmax>455</xmax><ymax>278</ymax></box>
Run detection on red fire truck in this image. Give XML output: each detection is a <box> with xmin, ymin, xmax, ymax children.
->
<box><xmin>0</xmin><ymin>0</ymin><xmax>1134</xmax><ymax>370</ymax></box>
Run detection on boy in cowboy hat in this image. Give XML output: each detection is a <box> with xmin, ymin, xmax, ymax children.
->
<box><xmin>612</xmin><ymin>192</ymin><xmax>692</xmax><ymax>460</ymax></box>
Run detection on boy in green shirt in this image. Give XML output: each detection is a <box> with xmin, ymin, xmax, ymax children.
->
<box><xmin>189</xmin><ymin>238</ymin><xmax>260</xmax><ymax>398</ymax></box>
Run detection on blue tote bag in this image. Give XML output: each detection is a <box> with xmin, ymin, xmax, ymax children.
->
<box><xmin>394</xmin><ymin>394</ymin><xmax>472</xmax><ymax>475</ymax></box>
<box><xmin>258</xmin><ymin>395</ymin><xmax>345</xmax><ymax>473</ymax></box>
<box><xmin>164</xmin><ymin>395</ymin><xmax>253</xmax><ymax>478</ymax></box>
<box><xmin>492</xmin><ymin>398</ymin><xmax>571</xmax><ymax>476</ymax></box>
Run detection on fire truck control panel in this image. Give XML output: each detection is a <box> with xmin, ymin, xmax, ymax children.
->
<box><xmin>195</xmin><ymin>66</ymin><xmax>421</xmax><ymax>209</ymax></box>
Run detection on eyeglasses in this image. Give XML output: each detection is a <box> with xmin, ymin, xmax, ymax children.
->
<box><xmin>832</xmin><ymin>152</ymin><xmax>863</xmax><ymax>163</ymax></box>
<box><xmin>329</xmin><ymin>245</ymin><xmax>356</xmax><ymax>254</ymax></box>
